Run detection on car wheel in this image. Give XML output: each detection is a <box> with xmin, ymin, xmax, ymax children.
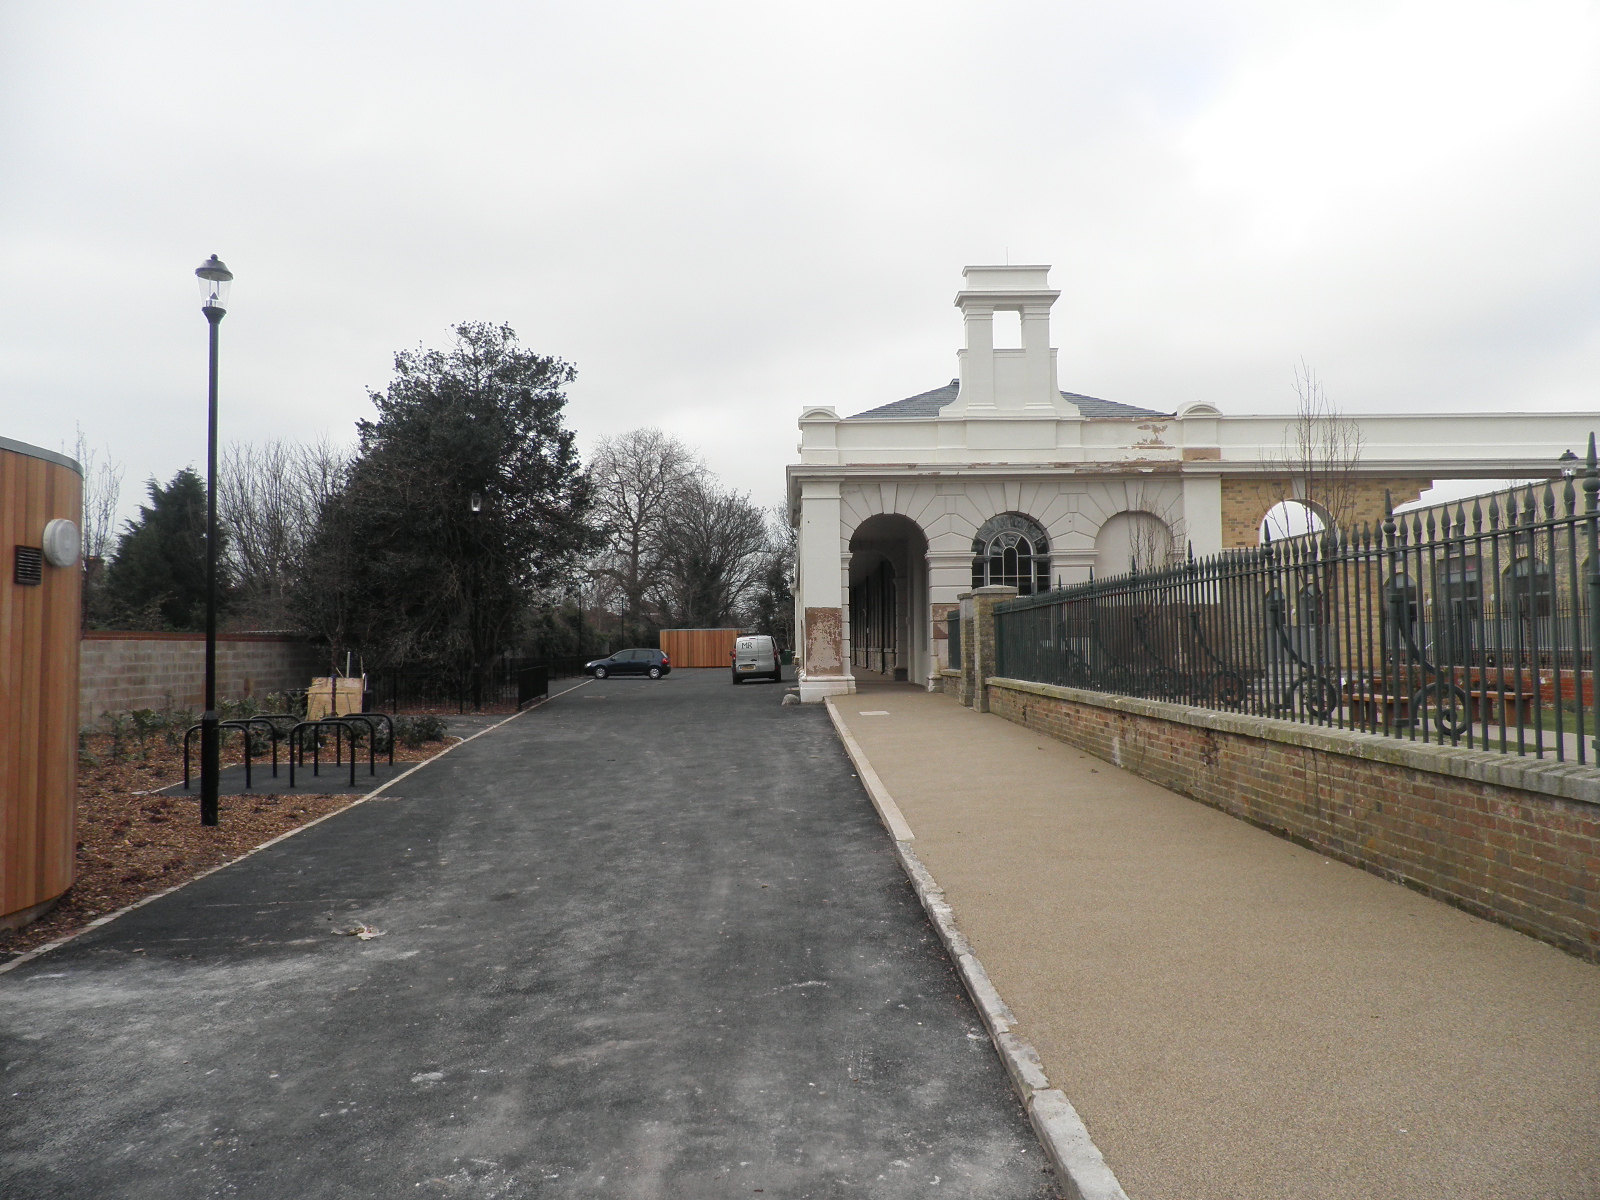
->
<box><xmin>594</xmin><ymin>667</ymin><xmax>608</xmax><ymax>679</ymax></box>
<box><xmin>647</xmin><ymin>666</ymin><xmax>662</xmax><ymax>679</ymax></box>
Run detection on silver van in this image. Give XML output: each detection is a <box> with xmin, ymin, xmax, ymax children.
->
<box><xmin>731</xmin><ymin>635</ymin><xmax>782</xmax><ymax>683</ymax></box>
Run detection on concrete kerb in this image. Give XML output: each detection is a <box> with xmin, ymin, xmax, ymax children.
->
<box><xmin>824</xmin><ymin>699</ymin><xmax>915</xmax><ymax>842</ymax></box>
<box><xmin>0</xmin><ymin>679</ymin><xmax>592</xmax><ymax>979</ymax></box>
<box><xmin>824</xmin><ymin>697</ymin><xmax>1130</xmax><ymax>1200</ymax></box>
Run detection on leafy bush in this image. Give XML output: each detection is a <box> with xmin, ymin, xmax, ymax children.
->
<box><xmin>394</xmin><ymin>714</ymin><xmax>448</xmax><ymax>748</ymax></box>
<box><xmin>102</xmin><ymin>711</ymin><xmax>130</xmax><ymax>762</ymax></box>
<box><xmin>261</xmin><ymin>690</ymin><xmax>307</xmax><ymax>718</ymax></box>
<box><xmin>161</xmin><ymin>706</ymin><xmax>194</xmax><ymax>750</ymax></box>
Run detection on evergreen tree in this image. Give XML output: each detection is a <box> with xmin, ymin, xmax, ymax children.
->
<box><xmin>297</xmin><ymin>322</ymin><xmax>598</xmax><ymax>696</ymax></box>
<box><xmin>101</xmin><ymin>468</ymin><xmax>226</xmax><ymax>631</ymax></box>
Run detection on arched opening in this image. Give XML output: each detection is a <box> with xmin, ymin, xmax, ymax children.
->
<box><xmin>972</xmin><ymin>513</ymin><xmax>1051</xmax><ymax>595</ymax></box>
<box><xmin>849</xmin><ymin>514</ymin><xmax>929</xmax><ymax>686</ymax></box>
<box><xmin>991</xmin><ymin>309</ymin><xmax>1022</xmax><ymax>349</ymax></box>
<box><xmin>1259</xmin><ymin>500</ymin><xmax>1327</xmax><ymax>544</ymax></box>
<box><xmin>1093</xmin><ymin>511</ymin><xmax>1173</xmax><ymax>579</ymax></box>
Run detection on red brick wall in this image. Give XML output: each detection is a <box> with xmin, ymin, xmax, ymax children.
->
<box><xmin>80</xmin><ymin>633</ymin><xmax>327</xmax><ymax>722</ymax></box>
<box><xmin>987</xmin><ymin>678</ymin><xmax>1600</xmax><ymax>962</ymax></box>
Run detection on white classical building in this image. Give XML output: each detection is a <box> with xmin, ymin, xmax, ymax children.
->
<box><xmin>787</xmin><ymin>265</ymin><xmax>1597</xmax><ymax>701</ymax></box>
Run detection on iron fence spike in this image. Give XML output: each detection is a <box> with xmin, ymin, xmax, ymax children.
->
<box><xmin>1586</xmin><ymin>431</ymin><xmax>1599</xmax><ymax>512</ymax></box>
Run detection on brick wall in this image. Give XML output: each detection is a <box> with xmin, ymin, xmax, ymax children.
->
<box><xmin>80</xmin><ymin>633</ymin><xmax>327</xmax><ymax>722</ymax></box>
<box><xmin>1220</xmin><ymin>477</ymin><xmax>1428</xmax><ymax>548</ymax></box>
<box><xmin>986</xmin><ymin>677</ymin><xmax>1600</xmax><ymax>962</ymax></box>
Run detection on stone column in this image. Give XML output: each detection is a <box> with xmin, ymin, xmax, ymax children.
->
<box><xmin>959</xmin><ymin>584</ymin><xmax>1017</xmax><ymax>711</ymax></box>
<box><xmin>797</xmin><ymin>479</ymin><xmax>854</xmax><ymax>702</ymax></box>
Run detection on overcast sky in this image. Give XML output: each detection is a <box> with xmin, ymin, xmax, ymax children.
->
<box><xmin>3</xmin><ymin>0</ymin><xmax>1598</xmax><ymax>524</ymax></box>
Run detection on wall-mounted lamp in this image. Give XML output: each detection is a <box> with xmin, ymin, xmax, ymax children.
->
<box><xmin>41</xmin><ymin>519</ymin><xmax>80</xmax><ymax>568</ymax></box>
<box><xmin>470</xmin><ymin>492</ymin><xmax>484</xmax><ymax>513</ymax></box>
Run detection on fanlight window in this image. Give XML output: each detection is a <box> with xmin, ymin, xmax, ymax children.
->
<box><xmin>971</xmin><ymin>515</ymin><xmax>1050</xmax><ymax>596</ymax></box>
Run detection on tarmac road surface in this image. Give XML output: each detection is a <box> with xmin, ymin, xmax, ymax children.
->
<box><xmin>0</xmin><ymin>668</ymin><xmax>1056</xmax><ymax>1199</ymax></box>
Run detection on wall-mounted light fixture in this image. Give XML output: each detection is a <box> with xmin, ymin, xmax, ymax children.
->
<box><xmin>41</xmin><ymin>519</ymin><xmax>79</xmax><ymax>568</ymax></box>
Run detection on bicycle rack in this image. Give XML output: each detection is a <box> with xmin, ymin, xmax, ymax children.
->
<box><xmin>183</xmin><ymin>717</ymin><xmax>283</xmax><ymax>791</ymax></box>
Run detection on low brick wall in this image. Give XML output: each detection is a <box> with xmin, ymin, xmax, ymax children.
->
<box><xmin>80</xmin><ymin>633</ymin><xmax>327</xmax><ymax>722</ymax></box>
<box><xmin>987</xmin><ymin>677</ymin><xmax>1600</xmax><ymax>962</ymax></box>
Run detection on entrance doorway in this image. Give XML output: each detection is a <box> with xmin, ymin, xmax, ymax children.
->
<box><xmin>848</xmin><ymin>515</ymin><xmax>929</xmax><ymax>686</ymax></box>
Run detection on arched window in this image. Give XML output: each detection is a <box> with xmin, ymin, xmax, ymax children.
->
<box><xmin>971</xmin><ymin>514</ymin><xmax>1050</xmax><ymax>596</ymax></box>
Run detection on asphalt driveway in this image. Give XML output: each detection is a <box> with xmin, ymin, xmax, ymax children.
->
<box><xmin>0</xmin><ymin>668</ymin><xmax>1055</xmax><ymax>1199</ymax></box>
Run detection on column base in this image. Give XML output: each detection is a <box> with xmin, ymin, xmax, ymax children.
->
<box><xmin>799</xmin><ymin>673</ymin><xmax>856</xmax><ymax>703</ymax></box>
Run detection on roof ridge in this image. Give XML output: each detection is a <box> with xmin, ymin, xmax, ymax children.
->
<box><xmin>846</xmin><ymin>382</ymin><xmax>1170</xmax><ymax>420</ymax></box>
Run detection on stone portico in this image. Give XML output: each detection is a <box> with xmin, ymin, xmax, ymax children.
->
<box><xmin>787</xmin><ymin>264</ymin><xmax>1597</xmax><ymax>702</ymax></box>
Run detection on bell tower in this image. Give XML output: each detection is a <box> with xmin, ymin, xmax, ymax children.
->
<box><xmin>941</xmin><ymin>264</ymin><xmax>1068</xmax><ymax>417</ymax></box>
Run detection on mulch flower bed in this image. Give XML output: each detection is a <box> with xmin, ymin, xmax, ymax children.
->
<box><xmin>0</xmin><ymin>729</ymin><xmax>455</xmax><ymax>965</ymax></box>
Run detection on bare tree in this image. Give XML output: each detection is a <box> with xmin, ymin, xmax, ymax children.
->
<box><xmin>1260</xmin><ymin>361</ymin><xmax>1363</xmax><ymax>539</ymax></box>
<box><xmin>1126</xmin><ymin>482</ymin><xmax>1185</xmax><ymax>573</ymax></box>
<box><xmin>74</xmin><ymin>427</ymin><xmax>124</xmax><ymax>627</ymax></box>
<box><xmin>653</xmin><ymin>478</ymin><xmax>770</xmax><ymax>627</ymax></box>
<box><xmin>220</xmin><ymin>437</ymin><xmax>349</xmax><ymax>629</ymax></box>
<box><xmin>73</xmin><ymin>426</ymin><xmax>123</xmax><ymax>563</ymax></box>
<box><xmin>743</xmin><ymin>502</ymin><xmax>796</xmax><ymax>646</ymax></box>
<box><xmin>588</xmin><ymin>428</ymin><xmax>703</xmax><ymax>636</ymax></box>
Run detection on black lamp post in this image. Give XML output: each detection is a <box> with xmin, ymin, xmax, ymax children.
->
<box><xmin>195</xmin><ymin>254</ymin><xmax>232</xmax><ymax>826</ymax></box>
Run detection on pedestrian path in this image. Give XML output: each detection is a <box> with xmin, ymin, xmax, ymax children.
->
<box><xmin>1</xmin><ymin>669</ymin><xmax>1057</xmax><ymax>1199</ymax></box>
<box><xmin>832</xmin><ymin>684</ymin><xmax>1600</xmax><ymax>1200</ymax></box>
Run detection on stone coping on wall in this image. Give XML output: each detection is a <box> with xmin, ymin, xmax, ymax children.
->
<box><xmin>988</xmin><ymin>677</ymin><xmax>1600</xmax><ymax>810</ymax></box>
<box><xmin>82</xmin><ymin>631</ymin><xmax>314</xmax><ymax>642</ymax></box>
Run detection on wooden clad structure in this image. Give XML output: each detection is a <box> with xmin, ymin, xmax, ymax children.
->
<box><xmin>658</xmin><ymin>628</ymin><xmax>745</xmax><ymax>668</ymax></box>
<box><xmin>1</xmin><ymin>437</ymin><xmax>82</xmax><ymax>927</ymax></box>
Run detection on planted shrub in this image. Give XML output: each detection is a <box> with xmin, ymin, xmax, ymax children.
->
<box><xmin>395</xmin><ymin>715</ymin><xmax>448</xmax><ymax>747</ymax></box>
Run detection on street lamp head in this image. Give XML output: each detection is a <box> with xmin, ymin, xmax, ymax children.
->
<box><xmin>469</xmin><ymin>491</ymin><xmax>484</xmax><ymax>513</ymax></box>
<box><xmin>1559</xmin><ymin>448</ymin><xmax>1579</xmax><ymax>478</ymax></box>
<box><xmin>195</xmin><ymin>254</ymin><xmax>233</xmax><ymax>314</ymax></box>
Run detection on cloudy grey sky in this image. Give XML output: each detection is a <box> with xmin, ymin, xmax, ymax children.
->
<box><xmin>3</xmin><ymin>0</ymin><xmax>1598</xmax><ymax>521</ymax></box>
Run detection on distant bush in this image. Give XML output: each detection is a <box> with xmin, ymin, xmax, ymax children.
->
<box><xmin>394</xmin><ymin>714</ymin><xmax>448</xmax><ymax>748</ymax></box>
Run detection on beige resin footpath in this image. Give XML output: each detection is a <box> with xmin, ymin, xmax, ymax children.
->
<box><xmin>832</xmin><ymin>683</ymin><xmax>1600</xmax><ymax>1200</ymax></box>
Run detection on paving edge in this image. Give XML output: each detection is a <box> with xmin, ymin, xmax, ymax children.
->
<box><xmin>825</xmin><ymin>697</ymin><xmax>1132</xmax><ymax>1200</ymax></box>
<box><xmin>0</xmin><ymin>680</ymin><xmax>591</xmax><ymax>978</ymax></box>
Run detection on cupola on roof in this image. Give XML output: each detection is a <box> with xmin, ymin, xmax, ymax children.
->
<box><xmin>847</xmin><ymin>264</ymin><xmax>1167</xmax><ymax>421</ymax></box>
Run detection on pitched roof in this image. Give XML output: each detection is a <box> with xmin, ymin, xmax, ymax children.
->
<box><xmin>846</xmin><ymin>380</ymin><xmax>1169</xmax><ymax>420</ymax></box>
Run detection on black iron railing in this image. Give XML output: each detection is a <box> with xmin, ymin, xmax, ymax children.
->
<box><xmin>993</xmin><ymin>438</ymin><xmax>1600</xmax><ymax>762</ymax></box>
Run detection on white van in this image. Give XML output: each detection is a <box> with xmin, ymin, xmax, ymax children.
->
<box><xmin>731</xmin><ymin>635</ymin><xmax>782</xmax><ymax>683</ymax></box>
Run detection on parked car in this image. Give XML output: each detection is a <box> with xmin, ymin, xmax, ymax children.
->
<box><xmin>585</xmin><ymin>648</ymin><xmax>671</xmax><ymax>679</ymax></box>
<box><xmin>730</xmin><ymin>635</ymin><xmax>782</xmax><ymax>683</ymax></box>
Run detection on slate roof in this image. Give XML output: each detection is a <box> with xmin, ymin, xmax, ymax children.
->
<box><xmin>847</xmin><ymin>380</ymin><xmax>1169</xmax><ymax>420</ymax></box>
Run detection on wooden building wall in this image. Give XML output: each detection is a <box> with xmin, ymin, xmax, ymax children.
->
<box><xmin>1</xmin><ymin>440</ymin><xmax>82</xmax><ymax>925</ymax></box>
<box><xmin>658</xmin><ymin>628</ymin><xmax>745</xmax><ymax>668</ymax></box>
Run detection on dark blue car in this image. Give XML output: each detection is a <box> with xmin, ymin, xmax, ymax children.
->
<box><xmin>584</xmin><ymin>648</ymin><xmax>671</xmax><ymax>679</ymax></box>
